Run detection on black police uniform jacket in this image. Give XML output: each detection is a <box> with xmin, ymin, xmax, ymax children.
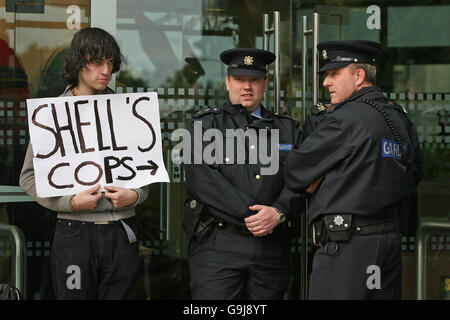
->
<box><xmin>184</xmin><ymin>101</ymin><xmax>304</xmax><ymax>228</ymax></box>
<box><xmin>285</xmin><ymin>86</ymin><xmax>423</xmax><ymax>225</ymax></box>
<box><xmin>300</xmin><ymin>102</ymin><xmax>334</xmax><ymax>143</ymax></box>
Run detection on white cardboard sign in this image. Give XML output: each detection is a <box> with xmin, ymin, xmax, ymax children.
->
<box><xmin>26</xmin><ymin>92</ymin><xmax>169</xmax><ymax>197</ymax></box>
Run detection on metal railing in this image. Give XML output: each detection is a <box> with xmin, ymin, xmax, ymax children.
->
<box><xmin>0</xmin><ymin>186</ymin><xmax>33</xmax><ymax>203</ymax></box>
<box><xmin>0</xmin><ymin>223</ymin><xmax>27</xmax><ymax>298</ymax></box>
<box><xmin>415</xmin><ymin>219</ymin><xmax>450</xmax><ymax>300</ymax></box>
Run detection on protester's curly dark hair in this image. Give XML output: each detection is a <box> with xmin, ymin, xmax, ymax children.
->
<box><xmin>63</xmin><ymin>27</ymin><xmax>125</xmax><ymax>86</ymax></box>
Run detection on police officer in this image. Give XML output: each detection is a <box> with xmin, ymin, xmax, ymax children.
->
<box><xmin>284</xmin><ymin>40</ymin><xmax>423</xmax><ymax>299</ymax></box>
<box><xmin>183</xmin><ymin>48</ymin><xmax>304</xmax><ymax>299</ymax></box>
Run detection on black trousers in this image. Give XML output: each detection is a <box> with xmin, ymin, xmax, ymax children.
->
<box><xmin>309</xmin><ymin>232</ymin><xmax>402</xmax><ymax>300</ymax></box>
<box><xmin>50</xmin><ymin>217</ymin><xmax>140</xmax><ymax>300</ymax></box>
<box><xmin>189</xmin><ymin>227</ymin><xmax>291</xmax><ymax>300</ymax></box>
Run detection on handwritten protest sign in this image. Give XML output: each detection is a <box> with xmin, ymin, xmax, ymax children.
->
<box><xmin>26</xmin><ymin>92</ymin><xmax>169</xmax><ymax>197</ymax></box>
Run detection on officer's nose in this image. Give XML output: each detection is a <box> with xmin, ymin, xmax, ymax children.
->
<box><xmin>323</xmin><ymin>74</ymin><xmax>331</xmax><ymax>88</ymax></box>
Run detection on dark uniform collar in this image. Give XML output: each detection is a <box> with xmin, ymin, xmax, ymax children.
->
<box><xmin>345</xmin><ymin>86</ymin><xmax>380</xmax><ymax>103</ymax></box>
<box><xmin>223</xmin><ymin>101</ymin><xmax>273</xmax><ymax>119</ymax></box>
<box><xmin>260</xmin><ymin>105</ymin><xmax>275</xmax><ymax>120</ymax></box>
<box><xmin>324</xmin><ymin>86</ymin><xmax>381</xmax><ymax>113</ymax></box>
<box><xmin>223</xmin><ymin>101</ymin><xmax>246</xmax><ymax>114</ymax></box>
<box><xmin>223</xmin><ymin>101</ymin><xmax>275</xmax><ymax>129</ymax></box>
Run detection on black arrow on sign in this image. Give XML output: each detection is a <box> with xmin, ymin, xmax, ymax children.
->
<box><xmin>136</xmin><ymin>160</ymin><xmax>159</xmax><ymax>176</ymax></box>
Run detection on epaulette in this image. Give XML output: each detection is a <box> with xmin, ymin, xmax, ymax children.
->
<box><xmin>273</xmin><ymin>112</ymin><xmax>293</xmax><ymax>120</ymax></box>
<box><xmin>388</xmin><ymin>100</ymin><xmax>408</xmax><ymax>114</ymax></box>
<box><xmin>273</xmin><ymin>112</ymin><xmax>299</xmax><ymax>125</ymax></box>
<box><xmin>192</xmin><ymin>106</ymin><xmax>222</xmax><ymax>118</ymax></box>
<box><xmin>310</xmin><ymin>102</ymin><xmax>333</xmax><ymax>115</ymax></box>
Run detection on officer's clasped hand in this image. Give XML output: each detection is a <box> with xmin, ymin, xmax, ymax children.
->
<box><xmin>244</xmin><ymin>205</ymin><xmax>279</xmax><ymax>237</ymax></box>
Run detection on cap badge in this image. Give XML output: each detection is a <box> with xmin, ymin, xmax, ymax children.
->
<box><xmin>244</xmin><ymin>56</ymin><xmax>254</xmax><ymax>65</ymax></box>
<box><xmin>322</xmin><ymin>50</ymin><xmax>327</xmax><ymax>60</ymax></box>
<box><xmin>333</xmin><ymin>215</ymin><xmax>344</xmax><ymax>226</ymax></box>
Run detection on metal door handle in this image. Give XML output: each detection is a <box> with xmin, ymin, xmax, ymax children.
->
<box><xmin>165</xmin><ymin>149</ymin><xmax>171</xmax><ymax>241</ymax></box>
<box><xmin>263</xmin><ymin>11</ymin><xmax>281</xmax><ymax>113</ymax></box>
<box><xmin>299</xmin><ymin>12</ymin><xmax>320</xmax><ymax>300</ymax></box>
<box><xmin>300</xmin><ymin>15</ymin><xmax>311</xmax><ymax>300</ymax></box>
<box><xmin>273</xmin><ymin>11</ymin><xmax>280</xmax><ymax>113</ymax></box>
<box><xmin>302</xmin><ymin>16</ymin><xmax>310</xmax><ymax>122</ymax></box>
<box><xmin>313</xmin><ymin>13</ymin><xmax>320</xmax><ymax>105</ymax></box>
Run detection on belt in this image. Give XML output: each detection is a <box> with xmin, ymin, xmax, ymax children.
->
<box><xmin>199</xmin><ymin>211</ymin><xmax>253</xmax><ymax>237</ymax></box>
<box><xmin>312</xmin><ymin>208</ymin><xmax>400</xmax><ymax>247</ymax></box>
<box><xmin>352</xmin><ymin>208</ymin><xmax>399</xmax><ymax>227</ymax></box>
<box><xmin>58</xmin><ymin>219</ymin><xmax>116</xmax><ymax>225</ymax></box>
<box><xmin>199</xmin><ymin>215</ymin><xmax>252</xmax><ymax>237</ymax></box>
<box><xmin>57</xmin><ymin>217</ymin><xmax>137</xmax><ymax>243</ymax></box>
<box><xmin>217</xmin><ymin>220</ymin><xmax>252</xmax><ymax>236</ymax></box>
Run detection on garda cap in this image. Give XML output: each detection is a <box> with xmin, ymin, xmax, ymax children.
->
<box><xmin>317</xmin><ymin>40</ymin><xmax>381</xmax><ymax>73</ymax></box>
<box><xmin>220</xmin><ymin>48</ymin><xmax>276</xmax><ymax>78</ymax></box>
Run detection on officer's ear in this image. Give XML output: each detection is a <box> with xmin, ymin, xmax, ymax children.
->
<box><xmin>225</xmin><ymin>75</ymin><xmax>230</xmax><ymax>91</ymax></box>
<box><xmin>354</xmin><ymin>68</ymin><xmax>366</xmax><ymax>87</ymax></box>
<box><xmin>263</xmin><ymin>76</ymin><xmax>268</xmax><ymax>92</ymax></box>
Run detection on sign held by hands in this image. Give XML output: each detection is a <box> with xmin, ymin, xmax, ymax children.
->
<box><xmin>26</xmin><ymin>92</ymin><xmax>169</xmax><ymax>197</ymax></box>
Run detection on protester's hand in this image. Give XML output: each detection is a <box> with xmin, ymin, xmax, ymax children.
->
<box><xmin>104</xmin><ymin>186</ymin><xmax>138</xmax><ymax>209</ymax></box>
<box><xmin>71</xmin><ymin>184</ymin><xmax>102</xmax><ymax>211</ymax></box>
<box><xmin>306</xmin><ymin>176</ymin><xmax>325</xmax><ymax>194</ymax></box>
<box><xmin>244</xmin><ymin>205</ymin><xmax>279</xmax><ymax>237</ymax></box>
